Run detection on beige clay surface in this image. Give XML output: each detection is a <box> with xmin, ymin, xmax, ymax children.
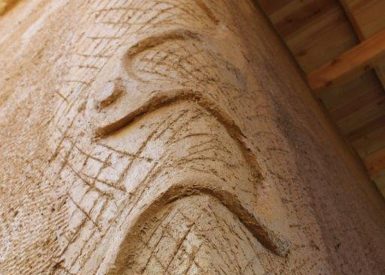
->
<box><xmin>0</xmin><ymin>0</ymin><xmax>384</xmax><ymax>274</ymax></box>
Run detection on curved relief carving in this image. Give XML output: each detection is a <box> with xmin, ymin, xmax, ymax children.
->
<box><xmin>94</xmin><ymin>78</ymin><xmax>126</xmax><ymax>111</ymax></box>
<box><xmin>85</xmin><ymin>101</ymin><xmax>290</xmax><ymax>274</ymax></box>
<box><xmin>108</xmin><ymin>195</ymin><xmax>276</xmax><ymax>274</ymax></box>
<box><xmin>4</xmin><ymin>0</ymin><xmax>383</xmax><ymax>274</ymax></box>
<box><xmin>89</xmin><ymin>29</ymin><xmax>261</xmax><ymax>183</ymax></box>
<box><xmin>48</xmin><ymin>1</ymin><xmax>291</xmax><ymax>273</ymax></box>
<box><xmin>122</xmin><ymin>29</ymin><xmax>202</xmax><ymax>82</ymax></box>
<box><xmin>113</xmin><ymin>184</ymin><xmax>289</xmax><ymax>260</ymax></box>
<box><xmin>0</xmin><ymin>1</ymin><xmax>304</xmax><ymax>275</ymax></box>
<box><xmin>94</xmin><ymin>89</ymin><xmax>262</xmax><ymax>182</ymax></box>
<box><xmin>81</xmin><ymin>17</ymin><xmax>291</xmax><ymax>272</ymax></box>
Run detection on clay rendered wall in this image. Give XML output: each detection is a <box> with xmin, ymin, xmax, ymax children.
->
<box><xmin>0</xmin><ymin>0</ymin><xmax>384</xmax><ymax>274</ymax></box>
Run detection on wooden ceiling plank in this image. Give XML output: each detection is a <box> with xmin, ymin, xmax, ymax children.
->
<box><xmin>364</xmin><ymin>147</ymin><xmax>385</xmax><ymax>178</ymax></box>
<box><xmin>307</xmin><ymin>28</ymin><xmax>385</xmax><ymax>90</ymax></box>
<box><xmin>338</xmin><ymin>0</ymin><xmax>385</xmax><ymax>90</ymax></box>
<box><xmin>339</xmin><ymin>0</ymin><xmax>385</xmax><ymax>37</ymax></box>
<box><xmin>338</xmin><ymin>0</ymin><xmax>366</xmax><ymax>40</ymax></box>
<box><xmin>338</xmin><ymin>0</ymin><xmax>385</xmax><ymax>188</ymax></box>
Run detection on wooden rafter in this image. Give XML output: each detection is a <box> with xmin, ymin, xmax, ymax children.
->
<box><xmin>365</xmin><ymin>147</ymin><xmax>385</xmax><ymax>178</ymax></box>
<box><xmin>338</xmin><ymin>0</ymin><xmax>385</xmax><ymax>90</ymax></box>
<box><xmin>307</xmin><ymin>28</ymin><xmax>385</xmax><ymax>90</ymax></box>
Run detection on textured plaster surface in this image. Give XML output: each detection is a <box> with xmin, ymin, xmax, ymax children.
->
<box><xmin>0</xmin><ymin>0</ymin><xmax>384</xmax><ymax>274</ymax></box>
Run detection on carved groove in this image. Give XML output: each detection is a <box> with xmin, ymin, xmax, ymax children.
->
<box><xmin>122</xmin><ymin>29</ymin><xmax>202</xmax><ymax>81</ymax></box>
<box><xmin>109</xmin><ymin>184</ymin><xmax>289</xmax><ymax>275</ymax></box>
<box><xmin>96</xmin><ymin>78</ymin><xmax>125</xmax><ymax>110</ymax></box>
<box><xmin>95</xmin><ymin>89</ymin><xmax>262</xmax><ymax>181</ymax></box>
<box><xmin>151</xmin><ymin>185</ymin><xmax>290</xmax><ymax>256</ymax></box>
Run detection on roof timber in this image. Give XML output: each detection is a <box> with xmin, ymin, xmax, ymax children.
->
<box><xmin>338</xmin><ymin>0</ymin><xmax>385</xmax><ymax>90</ymax></box>
<box><xmin>307</xmin><ymin>28</ymin><xmax>385</xmax><ymax>90</ymax></box>
<box><xmin>365</xmin><ymin>147</ymin><xmax>385</xmax><ymax>178</ymax></box>
<box><xmin>255</xmin><ymin>0</ymin><xmax>385</xmax><ymax>196</ymax></box>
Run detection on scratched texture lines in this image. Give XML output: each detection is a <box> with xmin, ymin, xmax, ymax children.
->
<box><xmin>1</xmin><ymin>0</ymin><xmax>280</xmax><ymax>274</ymax></box>
<box><xmin>1</xmin><ymin>0</ymin><xmax>383</xmax><ymax>274</ymax></box>
<box><xmin>46</xmin><ymin>1</ymin><xmax>270</xmax><ymax>274</ymax></box>
<box><xmin>132</xmin><ymin>39</ymin><xmax>218</xmax><ymax>85</ymax></box>
<box><xmin>114</xmin><ymin>195</ymin><xmax>275</xmax><ymax>274</ymax></box>
<box><xmin>53</xmin><ymin>102</ymin><xmax>267</xmax><ymax>275</ymax></box>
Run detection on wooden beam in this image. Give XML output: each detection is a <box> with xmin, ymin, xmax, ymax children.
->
<box><xmin>338</xmin><ymin>0</ymin><xmax>385</xmax><ymax>90</ymax></box>
<box><xmin>338</xmin><ymin>0</ymin><xmax>365</xmax><ymax>40</ymax></box>
<box><xmin>364</xmin><ymin>147</ymin><xmax>385</xmax><ymax>178</ymax></box>
<box><xmin>307</xmin><ymin>28</ymin><xmax>385</xmax><ymax>90</ymax></box>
